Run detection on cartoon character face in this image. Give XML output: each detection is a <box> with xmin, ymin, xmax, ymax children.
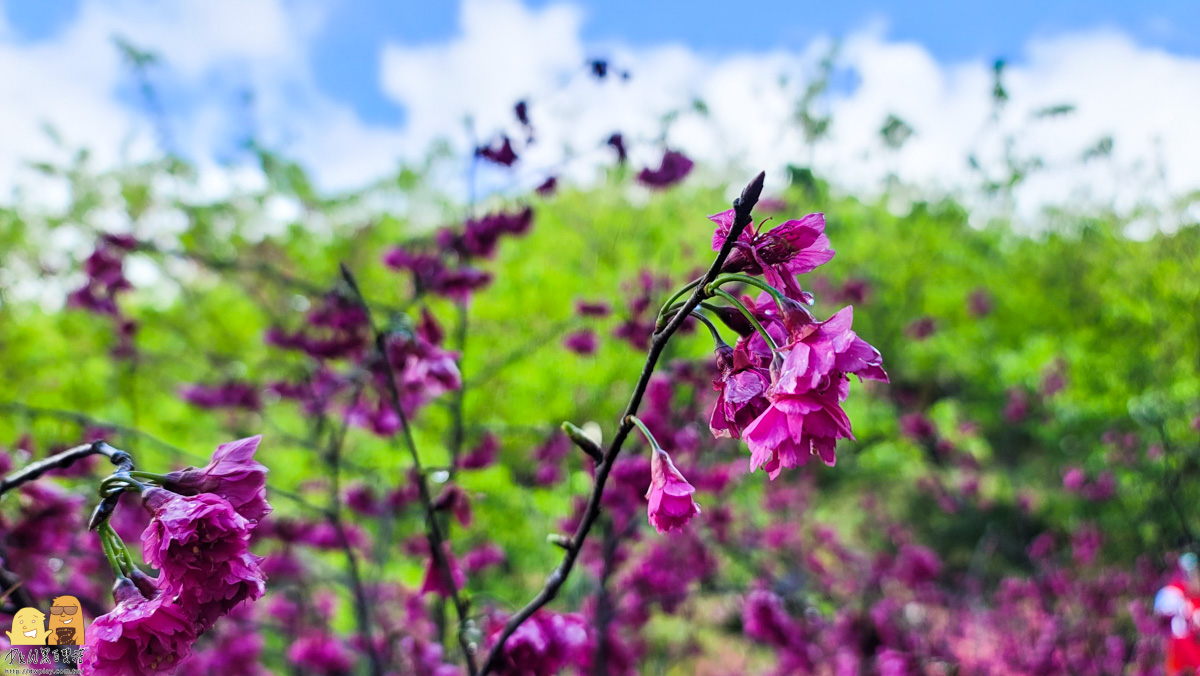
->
<box><xmin>46</xmin><ymin>596</ymin><xmax>84</xmax><ymax>646</ymax></box>
<box><xmin>5</xmin><ymin>607</ymin><xmax>46</xmax><ymax>645</ymax></box>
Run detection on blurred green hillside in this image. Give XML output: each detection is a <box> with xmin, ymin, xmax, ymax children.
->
<box><xmin>2</xmin><ymin>156</ymin><xmax>1199</xmax><ymax>616</ymax></box>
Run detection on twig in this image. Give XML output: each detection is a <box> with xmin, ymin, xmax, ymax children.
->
<box><xmin>339</xmin><ymin>264</ymin><xmax>481</xmax><ymax>676</ymax></box>
<box><xmin>477</xmin><ymin>171</ymin><xmax>765</xmax><ymax>674</ymax></box>
<box><xmin>0</xmin><ymin>441</ymin><xmax>128</xmax><ymax>496</ymax></box>
<box><xmin>322</xmin><ymin>385</ymin><xmax>385</xmax><ymax>676</ymax></box>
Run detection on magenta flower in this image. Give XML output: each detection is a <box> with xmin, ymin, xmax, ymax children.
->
<box><xmin>177</xmin><ymin>381</ymin><xmax>261</xmax><ymax>412</ymax></box>
<box><xmin>476</xmin><ymin>135</ymin><xmax>519</xmax><ymax>166</ymax></box>
<box><xmin>637</xmin><ymin>149</ymin><xmax>693</xmax><ymax>189</ymax></box>
<box><xmin>899</xmin><ymin>412</ymin><xmax>936</xmax><ymax>441</ymax></box>
<box><xmin>420</xmin><ymin>542</ymin><xmax>466</xmax><ymax>597</ymax></box>
<box><xmin>81</xmin><ymin>577</ymin><xmax>198</xmax><ymax>675</ymax></box>
<box><xmin>645</xmin><ymin>447</ymin><xmax>700</xmax><ymax>533</ymax></box>
<box><xmin>606</xmin><ymin>133</ymin><xmax>628</xmax><ymax>164</ymax></box>
<box><xmin>743</xmin><ymin>380</ymin><xmax>852</xmax><ymax>477</ymax></box>
<box><xmin>1062</xmin><ymin>467</ymin><xmax>1086</xmax><ymax>492</ymax></box>
<box><xmin>742</xmin><ymin>589</ymin><xmax>797</xmax><ymax>648</ymax></box>
<box><xmin>574</xmin><ymin>300</ymin><xmax>611</xmax><ymax>317</ymax></box>
<box><xmin>710</xmin><ymin>209</ymin><xmax>834</xmax><ymax>298</ymax></box>
<box><xmin>709</xmin><ymin>344</ymin><xmax>770</xmax><ymax>440</ymax></box>
<box><xmin>536</xmin><ymin>176</ymin><xmax>558</xmax><ymax>196</ymax></box>
<box><xmin>440</xmin><ymin>207</ymin><xmax>534</xmax><ymax>260</ymax></box>
<box><xmin>460</xmin><ymin>432</ymin><xmax>499</xmax><ymax>470</ymax></box>
<box><xmin>160</xmin><ymin>436</ymin><xmax>271</xmax><ymax>523</ymax></box>
<box><xmin>487</xmin><ymin>610</ymin><xmax>592</xmax><ymax>676</ymax></box>
<box><xmin>141</xmin><ymin>488</ymin><xmax>266</xmax><ymax>628</ymax></box>
<box><xmin>905</xmin><ymin>316</ymin><xmax>937</xmax><ymax>340</ymax></box>
<box><xmin>287</xmin><ymin>631</ymin><xmax>356</xmax><ymax>676</ymax></box>
<box><xmin>563</xmin><ymin>329</ymin><xmax>598</xmax><ymax>355</ymax></box>
<box><xmin>462</xmin><ymin>543</ymin><xmax>507</xmax><ymax>574</ymax></box>
<box><xmin>742</xmin><ymin>305</ymin><xmax>886</xmax><ymax>478</ymax></box>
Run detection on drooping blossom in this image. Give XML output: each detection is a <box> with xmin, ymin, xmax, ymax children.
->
<box><xmin>644</xmin><ymin>447</ymin><xmax>700</xmax><ymax>533</ymax></box>
<box><xmin>486</xmin><ymin>610</ymin><xmax>592</xmax><ymax>676</ymax></box>
<box><xmin>81</xmin><ymin>576</ymin><xmax>198</xmax><ymax>675</ymax></box>
<box><xmin>343</xmin><ymin>482</ymin><xmax>383</xmax><ymax>516</ymax></box>
<box><xmin>462</xmin><ymin>543</ymin><xmax>507</xmax><ymax>574</ymax></box>
<box><xmin>433</xmin><ymin>484</ymin><xmax>473</xmax><ymax>527</ymax></box>
<box><xmin>742</xmin><ymin>306</ymin><xmax>887</xmax><ymax>478</ymax></box>
<box><xmin>1004</xmin><ymin>388</ymin><xmax>1030</xmax><ymax>423</ymax></box>
<box><xmin>575</xmin><ymin>300</ymin><xmax>611</xmax><ymax>317</ymax></box>
<box><xmin>420</xmin><ymin>542</ymin><xmax>466</xmax><ymax>598</ymax></box>
<box><xmin>265</xmin><ymin>292</ymin><xmax>369</xmax><ymax>360</ymax></box>
<box><xmin>382</xmin><ymin>247</ymin><xmax>493</xmax><ymax>302</ymax></box>
<box><xmin>637</xmin><ymin>149</ymin><xmax>693</xmax><ymax>189</ymax></box>
<box><xmin>1062</xmin><ymin>466</ymin><xmax>1086</xmax><ymax>492</ymax></box>
<box><xmin>905</xmin><ymin>316</ymin><xmax>937</xmax><ymax>340</ymax></box>
<box><xmin>606</xmin><ymin>133</ymin><xmax>627</xmax><ymax>164</ymax></box>
<box><xmin>439</xmin><ymin>207</ymin><xmax>534</xmax><ymax>260</ymax></box>
<box><xmin>968</xmin><ymin>288</ymin><xmax>994</xmax><ymax>317</ymax></box>
<box><xmin>742</xmin><ymin>589</ymin><xmax>798</xmax><ymax>648</ymax></box>
<box><xmin>899</xmin><ymin>412</ymin><xmax>937</xmax><ymax>442</ymax></box>
<box><xmin>159</xmin><ymin>436</ymin><xmax>271</xmax><ymax>523</ymax></box>
<box><xmin>175</xmin><ymin>604</ymin><xmax>266</xmax><ymax>676</ymax></box>
<box><xmin>287</xmin><ymin>631</ymin><xmax>356</xmax><ymax>676</ymax></box>
<box><xmin>563</xmin><ymin>329</ymin><xmax>598</xmax><ymax>355</ymax></box>
<box><xmin>460</xmin><ymin>433</ymin><xmax>499</xmax><ymax>470</ymax></box>
<box><xmin>710</xmin><ymin>209</ymin><xmax>834</xmax><ymax>300</ymax></box>
<box><xmin>709</xmin><ymin>343</ymin><xmax>770</xmax><ymax>440</ymax></box>
<box><xmin>177</xmin><ymin>381</ymin><xmax>261</xmax><ymax>411</ymax></box>
<box><xmin>140</xmin><ymin>488</ymin><xmax>267</xmax><ymax>628</ymax></box>
<box><xmin>476</xmin><ymin>136</ymin><xmax>518</xmax><ymax>166</ymax></box>
<box><xmin>536</xmin><ymin>176</ymin><xmax>558</xmax><ymax>196</ymax></box>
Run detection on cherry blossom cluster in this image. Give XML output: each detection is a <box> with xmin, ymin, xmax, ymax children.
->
<box><xmin>81</xmin><ymin>436</ymin><xmax>270</xmax><ymax>674</ymax></box>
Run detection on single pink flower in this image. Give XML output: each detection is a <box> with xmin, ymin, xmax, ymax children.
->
<box><xmin>710</xmin><ymin>209</ymin><xmax>834</xmax><ymax>299</ymax></box>
<box><xmin>160</xmin><ymin>435</ymin><xmax>271</xmax><ymax>524</ymax></box>
<box><xmin>743</xmin><ymin>380</ymin><xmax>853</xmax><ymax>478</ymax></box>
<box><xmin>645</xmin><ymin>447</ymin><xmax>701</xmax><ymax>533</ymax></box>
<box><xmin>81</xmin><ymin>577</ymin><xmax>198</xmax><ymax>675</ymax></box>
<box><xmin>709</xmin><ymin>344</ymin><xmax>771</xmax><ymax>440</ymax></box>
<box><xmin>420</xmin><ymin>542</ymin><xmax>466</xmax><ymax>597</ymax></box>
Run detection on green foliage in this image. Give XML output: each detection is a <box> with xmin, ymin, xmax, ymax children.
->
<box><xmin>2</xmin><ymin>152</ymin><xmax>1199</xmax><ymax>643</ymax></box>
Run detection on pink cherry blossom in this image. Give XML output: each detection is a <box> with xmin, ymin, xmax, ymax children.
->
<box><xmin>644</xmin><ymin>448</ymin><xmax>700</xmax><ymax>533</ymax></box>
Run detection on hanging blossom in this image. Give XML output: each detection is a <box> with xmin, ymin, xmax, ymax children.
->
<box><xmin>80</xmin><ymin>437</ymin><xmax>272</xmax><ymax>673</ymax></box>
<box><xmin>637</xmin><ymin>149</ymin><xmax>693</xmax><ymax>189</ymax></box>
<box><xmin>644</xmin><ymin>446</ymin><xmax>701</xmax><ymax>533</ymax></box>
<box><xmin>419</xmin><ymin>542</ymin><xmax>466</xmax><ymax>598</ymax></box>
<box><xmin>742</xmin><ymin>305</ymin><xmax>887</xmax><ymax>478</ymax></box>
<box><xmin>701</xmin><ymin>207</ymin><xmax>886</xmax><ymax>480</ymax></box>
<box><xmin>140</xmin><ymin>488</ymin><xmax>267</xmax><ymax>630</ymax></box>
<box><xmin>81</xmin><ymin>575</ymin><xmax>198</xmax><ymax>675</ymax></box>
<box><xmin>159</xmin><ymin>436</ymin><xmax>272</xmax><ymax>524</ymax></box>
<box><xmin>485</xmin><ymin>610</ymin><xmax>593</xmax><ymax>676</ymax></box>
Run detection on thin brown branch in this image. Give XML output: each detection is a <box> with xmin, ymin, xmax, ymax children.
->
<box><xmin>477</xmin><ymin>171</ymin><xmax>765</xmax><ymax>674</ymax></box>
<box><xmin>339</xmin><ymin>264</ymin><xmax>481</xmax><ymax>676</ymax></box>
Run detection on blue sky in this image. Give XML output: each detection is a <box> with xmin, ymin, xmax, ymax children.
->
<box><xmin>0</xmin><ymin>0</ymin><xmax>1198</xmax><ymax>221</ymax></box>
<box><xmin>5</xmin><ymin>0</ymin><xmax>1199</xmax><ymax>127</ymax></box>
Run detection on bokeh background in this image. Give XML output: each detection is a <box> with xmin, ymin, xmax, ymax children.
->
<box><xmin>2</xmin><ymin>1</ymin><xmax>1200</xmax><ymax>674</ymax></box>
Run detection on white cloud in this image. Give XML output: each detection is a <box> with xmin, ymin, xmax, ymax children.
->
<box><xmin>1</xmin><ymin>0</ymin><xmax>1198</xmax><ymax>227</ymax></box>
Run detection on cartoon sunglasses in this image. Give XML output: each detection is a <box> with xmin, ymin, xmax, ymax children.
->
<box><xmin>49</xmin><ymin>606</ymin><xmax>79</xmax><ymax>615</ymax></box>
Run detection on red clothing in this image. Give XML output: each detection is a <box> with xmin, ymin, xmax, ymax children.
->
<box><xmin>1162</xmin><ymin>579</ymin><xmax>1200</xmax><ymax>674</ymax></box>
